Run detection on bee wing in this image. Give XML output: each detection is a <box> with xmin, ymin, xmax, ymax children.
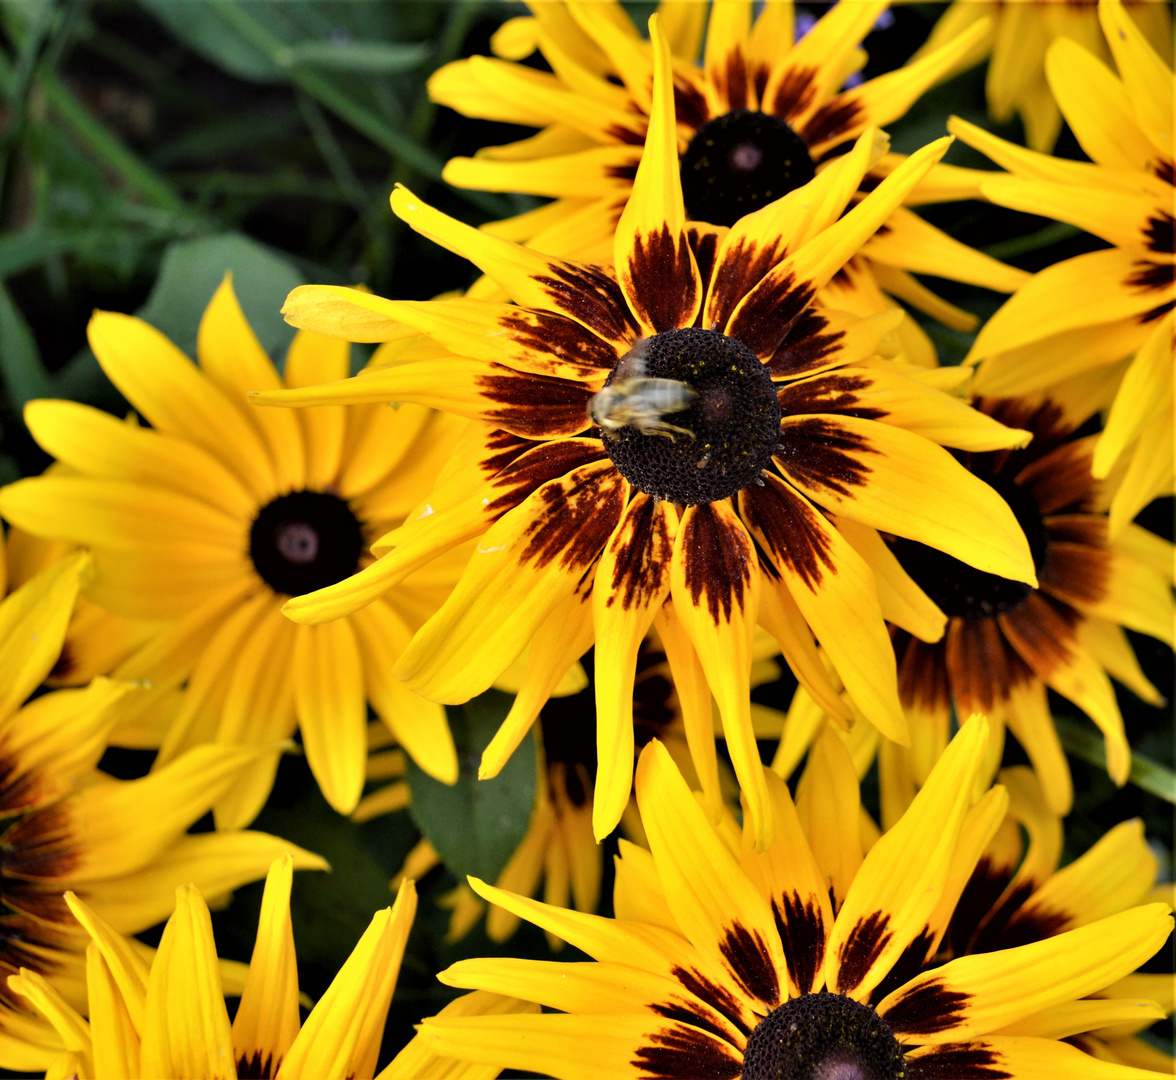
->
<box><xmin>611</xmin><ymin>340</ymin><xmax>650</xmax><ymax>382</ymax></box>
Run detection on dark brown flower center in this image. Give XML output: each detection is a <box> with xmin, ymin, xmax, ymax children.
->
<box><xmin>889</xmin><ymin>474</ymin><xmax>1048</xmax><ymax>619</ymax></box>
<box><xmin>680</xmin><ymin>109</ymin><xmax>816</xmax><ymax>227</ymax></box>
<box><xmin>594</xmin><ymin>328</ymin><xmax>781</xmax><ymax>505</ymax></box>
<box><xmin>742</xmin><ymin>993</ymin><xmax>908</xmax><ymax>1080</ymax></box>
<box><xmin>249</xmin><ymin>490</ymin><xmax>364</xmax><ymax>596</ymax></box>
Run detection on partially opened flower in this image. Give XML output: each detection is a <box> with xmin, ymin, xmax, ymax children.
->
<box><xmin>917</xmin><ymin>0</ymin><xmax>1170</xmax><ymax>150</ymax></box>
<box><xmin>0</xmin><ymin>556</ymin><xmax>325</xmax><ymax>1074</ymax></box>
<box><xmin>0</xmin><ymin>278</ymin><xmax>466</xmax><ymax>825</ymax></box>
<box><xmin>956</xmin><ymin>0</ymin><xmax>1175</xmax><ymax>533</ymax></box>
<box><xmin>415</xmin><ymin>720</ymin><xmax>1174</xmax><ymax>1080</ymax></box>
<box><xmin>8</xmin><ymin>855</ymin><xmax>414</xmax><ymax>1080</ymax></box>
<box><xmin>430</xmin><ymin>0</ymin><xmax>1029</xmax><ymax>363</ymax></box>
<box><xmin>257</xmin><ymin>16</ymin><xmax>1037</xmax><ymax>848</ymax></box>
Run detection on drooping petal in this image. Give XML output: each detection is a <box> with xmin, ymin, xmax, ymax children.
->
<box><xmin>668</xmin><ymin>501</ymin><xmax>767</xmax><ymax>846</ymax></box>
<box><xmin>395</xmin><ymin>461</ymin><xmax>626</xmax><ymax>703</ymax></box>
<box><xmin>738</xmin><ymin>475</ymin><xmax>908</xmax><ymax>744</ymax></box>
<box><xmin>592</xmin><ymin>495</ymin><xmax>676</xmax><ymax>840</ymax></box>
<box><xmin>293</xmin><ymin>620</ymin><xmax>367</xmax><ymax>816</ymax></box>
<box><xmin>481</xmin><ymin>591</ymin><xmax>594</xmax><ymax>781</ymax></box>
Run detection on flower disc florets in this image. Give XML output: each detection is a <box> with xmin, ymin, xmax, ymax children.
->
<box><xmin>742</xmin><ymin>993</ymin><xmax>907</xmax><ymax>1080</ymax></box>
<box><xmin>250</xmin><ymin>490</ymin><xmax>365</xmax><ymax>596</ymax></box>
<box><xmin>596</xmin><ymin>327</ymin><xmax>781</xmax><ymax>505</ymax></box>
<box><xmin>681</xmin><ymin>109</ymin><xmax>816</xmax><ymax>227</ymax></box>
<box><xmin>889</xmin><ymin>474</ymin><xmax>1048</xmax><ymax>619</ymax></box>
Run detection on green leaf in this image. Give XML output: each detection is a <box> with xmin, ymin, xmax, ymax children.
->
<box><xmin>136</xmin><ymin>0</ymin><xmax>286</xmax><ymax>83</ymax></box>
<box><xmin>1056</xmin><ymin>716</ymin><xmax>1176</xmax><ymax>806</ymax></box>
<box><xmin>407</xmin><ymin>691</ymin><xmax>537</xmax><ymax>885</ymax></box>
<box><xmin>282</xmin><ymin>39</ymin><xmax>430</xmax><ymax>74</ymax></box>
<box><xmin>137</xmin><ymin>233</ymin><xmax>305</xmax><ymax>358</ymax></box>
<box><xmin>0</xmin><ymin>281</ymin><xmax>52</xmax><ymax>406</ymax></box>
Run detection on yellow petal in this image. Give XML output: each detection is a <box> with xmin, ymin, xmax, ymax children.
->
<box><xmin>879</xmin><ymin>904</ymin><xmax>1174</xmax><ymax>1043</ymax></box>
<box><xmin>668</xmin><ymin>502</ymin><xmax>768</xmax><ymax>846</ymax></box>
<box><xmin>277</xmin><ymin>881</ymin><xmax>416</xmax><ymax>1080</ymax></box>
<box><xmin>139</xmin><ymin>884</ymin><xmax>235</xmax><ymax>1080</ymax></box>
<box><xmin>827</xmin><ymin>715</ymin><xmax>990</xmax><ymax>1000</ymax></box>
<box><xmin>232</xmin><ymin>857</ymin><xmax>300</xmax><ymax>1079</ymax></box>
<box><xmin>635</xmin><ymin>739</ymin><xmax>787</xmax><ymax>1011</ymax></box>
<box><xmin>591</xmin><ymin>495</ymin><xmax>676</xmax><ymax>840</ymax></box>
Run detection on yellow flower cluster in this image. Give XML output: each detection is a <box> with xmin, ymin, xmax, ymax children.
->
<box><xmin>0</xmin><ymin>1</ymin><xmax>1169</xmax><ymax>1077</ymax></box>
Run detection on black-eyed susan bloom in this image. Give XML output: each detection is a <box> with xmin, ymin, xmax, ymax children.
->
<box><xmin>885</xmin><ymin>396</ymin><xmax>1173</xmax><ymax>816</ymax></box>
<box><xmin>0</xmin><ymin>278</ymin><xmax>466</xmax><ymax>826</ymax></box>
<box><xmin>0</xmin><ymin>555</ymin><xmax>325</xmax><ymax>1074</ymax></box>
<box><xmin>256</xmin><ymin>18</ymin><xmax>1036</xmax><ymax>849</ymax></box>
<box><xmin>414</xmin><ymin>721</ymin><xmax>1174</xmax><ymax>1080</ymax></box>
<box><xmin>955</xmin><ymin>0</ymin><xmax>1175</xmax><ymax>534</ymax></box>
<box><xmin>8</xmin><ymin>855</ymin><xmax>414</xmax><ymax>1080</ymax></box>
<box><xmin>429</xmin><ymin>0</ymin><xmax>1028</xmax><ymax>364</ymax></box>
<box><xmin>917</xmin><ymin>0</ymin><xmax>1171</xmax><ymax>151</ymax></box>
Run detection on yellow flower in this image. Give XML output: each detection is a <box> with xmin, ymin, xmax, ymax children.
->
<box><xmin>918</xmin><ymin>0</ymin><xmax>1171</xmax><ymax>150</ymax></box>
<box><xmin>256</xmin><ymin>16</ymin><xmax>1039</xmax><ymax>850</ymax></box>
<box><xmin>429</xmin><ymin>0</ymin><xmax>1028</xmax><ymax>363</ymax></box>
<box><xmin>0</xmin><ymin>278</ymin><xmax>466</xmax><ymax>825</ymax></box>
<box><xmin>415</xmin><ymin>721</ymin><xmax>1174</xmax><ymax>1079</ymax></box>
<box><xmin>0</xmin><ymin>555</ymin><xmax>324</xmax><ymax>1074</ymax></box>
<box><xmin>954</xmin><ymin>0</ymin><xmax>1175</xmax><ymax>535</ymax></box>
<box><xmin>8</xmin><ymin>855</ymin><xmax>414</xmax><ymax>1080</ymax></box>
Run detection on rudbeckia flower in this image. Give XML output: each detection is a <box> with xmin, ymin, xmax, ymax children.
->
<box><xmin>0</xmin><ymin>278</ymin><xmax>466</xmax><ymax>825</ymax></box>
<box><xmin>258</xmin><ymin>18</ymin><xmax>1036</xmax><ymax>848</ymax></box>
<box><xmin>8</xmin><ymin>854</ymin><xmax>415</xmax><ymax>1080</ymax></box>
<box><xmin>430</xmin><ymin>0</ymin><xmax>1028</xmax><ymax>363</ymax></box>
<box><xmin>955</xmin><ymin>0</ymin><xmax>1175</xmax><ymax>534</ymax></box>
<box><xmin>884</xmin><ymin>396</ymin><xmax>1172</xmax><ymax>815</ymax></box>
<box><xmin>0</xmin><ymin>555</ymin><xmax>325</xmax><ymax>1074</ymax></box>
<box><xmin>415</xmin><ymin>720</ymin><xmax>1174</xmax><ymax>1080</ymax></box>
<box><xmin>918</xmin><ymin>0</ymin><xmax>1171</xmax><ymax>150</ymax></box>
